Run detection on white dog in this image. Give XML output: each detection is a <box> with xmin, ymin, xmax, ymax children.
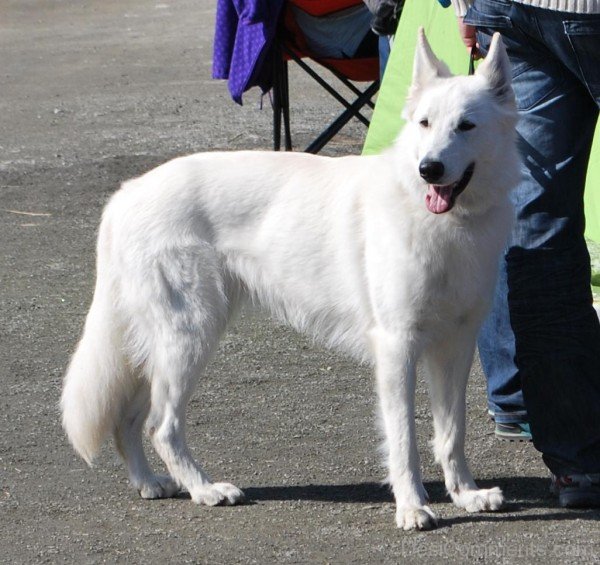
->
<box><xmin>62</xmin><ymin>30</ymin><xmax>519</xmax><ymax>530</ymax></box>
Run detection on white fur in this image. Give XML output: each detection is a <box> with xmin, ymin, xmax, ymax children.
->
<box><xmin>61</xmin><ymin>31</ymin><xmax>520</xmax><ymax>529</ymax></box>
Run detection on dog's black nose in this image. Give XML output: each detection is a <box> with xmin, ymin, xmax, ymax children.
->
<box><xmin>419</xmin><ymin>160</ymin><xmax>445</xmax><ymax>183</ymax></box>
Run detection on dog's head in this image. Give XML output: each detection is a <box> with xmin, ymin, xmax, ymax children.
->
<box><xmin>400</xmin><ymin>29</ymin><xmax>519</xmax><ymax>215</ymax></box>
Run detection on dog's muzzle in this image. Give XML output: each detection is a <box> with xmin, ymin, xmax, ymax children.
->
<box><xmin>425</xmin><ymin>163</ymin><xmax>475</xmax><ymax>214</ymax></box>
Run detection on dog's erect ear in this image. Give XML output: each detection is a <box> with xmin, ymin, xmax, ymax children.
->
<box><xmin>412</xmin><ymin>27</ymin><xmax>452</xmax><ymax>88</ymax></box>
<box><xmin>476</xmin><ymin>33</ymin><xmax>514</xmax><ymax>105</ymax></box>
<box><xmin>404</xmin><ymin>28</ymin><xmax>452</xmax><ymax>119</ymax></box>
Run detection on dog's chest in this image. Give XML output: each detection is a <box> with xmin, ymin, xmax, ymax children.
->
<box><xmin>399</xmin><ymin>221</ymin><xmax>490</xmax><ymax>316</ymax></box>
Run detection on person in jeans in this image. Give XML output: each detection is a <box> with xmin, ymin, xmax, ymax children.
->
<box><xmin>450</xmin><ymin>0</ymin><xmax>600</xmax><ymax>507</ymax></box>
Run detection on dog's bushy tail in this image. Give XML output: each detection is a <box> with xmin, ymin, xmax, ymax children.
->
<box><xmin>61</xmin><ymin>205</ymin><xmax>134</xmax><ymax>465</ymax></box>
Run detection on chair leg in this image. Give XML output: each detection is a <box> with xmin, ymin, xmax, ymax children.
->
<box><xmin>282</xmin><ymin>59</ymin><xmax>292</xmax><ymax>151</ymax></box>
<box><xmin>282</xmin><ymin>45</ymin><xmax>374</xmax><ymax>127</ymax></box>
<box><xmin>333</xmin><ymin>72</ymin><xmax>377</xmax><ymax>111</ymax></box>
<box><xmin>275</xmin><ymin>44</ymin><xmax>380</xmax><ymax>153</ymax></box>
<box><xmin>272</xmin><ymin>52</ymin><xmax>282</xmax><ymax>151</ymax></box>
<box><xmin>272</xmin><ymin>42</ymin><xmax>292</xmax><ymax>152</ymax></box>
<box><xmin>305</xmin><ymin>80</ymin><xmax>380</xmax><ymax>154</ymax></box>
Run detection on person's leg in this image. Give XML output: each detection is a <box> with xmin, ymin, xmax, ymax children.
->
<box><xmin>379</xmin><ymin>35</ymin><xmax>392</xmax><ymax>80</ymax></box>
<box><xmin>478</xmin><ymin>259</ymin><xmax>528</xmax><ymax>429</ymax></box>
<box><xmin>507</xmin><ymin>8</ymin><xmax>600</xmax><ymax>477</ymax></box>
<box><xmin>466</xmin><ymin>1</ymin><xmax>600</xmax><ymax>475</ymax></box>
<box><xmin>466</xmin><ymin>0</ymin><xmax>530</xmax><ymax>436</ymax></box>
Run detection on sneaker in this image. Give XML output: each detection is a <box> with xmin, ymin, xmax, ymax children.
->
<box><xmin>550</xmin><ymin>473</ymin><xmax>600</xmax><ymax>508</ymax></box>
<box><xmin>494</xmin><ymin>421</ymin><xmax>532</xmax><ymax>442</ymax></box>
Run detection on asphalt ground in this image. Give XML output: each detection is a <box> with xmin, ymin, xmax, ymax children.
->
<box><xmin>1</xmin><ymin>1</ymin><xmax>598</xmax><ymax>563</ymax></box>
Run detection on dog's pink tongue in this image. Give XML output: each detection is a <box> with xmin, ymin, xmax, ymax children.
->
<box><xmin>426</xmin><ymin>185</ymin><xmax>453</xmax><ymax>214</ymax></box>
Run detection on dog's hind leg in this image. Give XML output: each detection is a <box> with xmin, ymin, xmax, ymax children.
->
<box><xmin>146</xmin><ymin>342</ymin><xmax>245</xmax><ymax>506</ymax></box>
<box><xmin>370</xmin><ymin>326</ymin><xmax>438</xmax><ymax>531</ymax></box>
<box><xmin>142</xmin><ymin>253</ymin><xmax>245</xmax><ymax>506</ymax></box>
<box><xmin>424</xmin><ymin>326</ymin><xmax>504</xmax><ymax>513</ymax></box>
<box><xmin>114</xmin><ymin>380</ymin><xmax>179</xmax><ymax>499</ymax></box>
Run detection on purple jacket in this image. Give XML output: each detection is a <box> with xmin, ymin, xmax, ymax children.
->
<box><xmin>212</xmin><ymin>0</ymin><xmax>285</xmax><ymax>105</ymax></box>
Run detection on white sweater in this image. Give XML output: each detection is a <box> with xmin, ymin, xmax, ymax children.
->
<box><xmin>452</xmin><ymin>0</ymin><xmax>600</xmax><ymax>16</ymax></box>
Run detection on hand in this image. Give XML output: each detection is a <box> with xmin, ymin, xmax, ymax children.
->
<box><xmin>458</xmin><ymin>18</ymin><xmax>482</xmax><ymax>59</ymax></box>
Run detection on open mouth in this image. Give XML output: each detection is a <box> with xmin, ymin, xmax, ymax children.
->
<box><xmin>425</xmin><ymin>163</ymin><xmax>475</xmax><ymax>214</ymax></box>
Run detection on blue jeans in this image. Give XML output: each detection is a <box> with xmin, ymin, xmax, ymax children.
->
<box><xmin>464</xmin><ymin>0</ymin><xmax>600</xmax><ymax>474</ymax></box>
<box><xmin>379</xmin><ymin>35</ymin><xmax>392</xmax><ymax>81</ymax></box>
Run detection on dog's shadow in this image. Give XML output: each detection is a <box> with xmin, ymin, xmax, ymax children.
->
<box><xmin>172</xmin><ymin>478</ymin><xmax>599</xmax><ymax>525</ymax></box>
<box><xmin>244</xmin><ymin>481</ymin><xmax>394</xmax><ymax>504</ymax></box>
<box><xmin>241</xmin><ymin>477</ymin><xmax>600</xmax><ymax>525</ymax></box>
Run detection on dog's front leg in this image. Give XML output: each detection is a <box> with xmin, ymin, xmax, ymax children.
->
<box><xmin>424</xmin><ymin>327</ymin><xmax>504</xmax><ymax>514</ymax></box>
<box><xmin>370</xmin><ymin>327</ymin><xmax>437</xmax><ymax>530</ymax></box>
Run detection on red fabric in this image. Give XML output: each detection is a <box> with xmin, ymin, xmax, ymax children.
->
<box><xmin>313</xmin><ymin>57</ymin><xmax>377</xmax><ymax>82</ymax></box>
<box><xmin>288</xmin><ymin>0</ymin><xmax>364</xmax><ymax>17</ymax></box>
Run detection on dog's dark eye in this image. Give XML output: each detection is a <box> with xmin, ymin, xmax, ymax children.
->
<box><xmin>458</xmin><ymin>120</ymin><xmax>475</xmax><ymax>131</ymax></box>
<box><xmin>419</xmin><ymin>118</ymin><xmax>429</xmax><ymax>128</ymax></box>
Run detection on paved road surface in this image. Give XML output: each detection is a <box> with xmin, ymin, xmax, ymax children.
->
<box><xmin>1</xmin><ymin>1</ymin><xmax>598</xmax><ymax>563</ymax></box>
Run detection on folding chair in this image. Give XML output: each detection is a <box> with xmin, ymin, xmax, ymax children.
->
<box><xmin>272</xmin><ymin>0</ymin><xmax>381</xmax><ymax>154</ymax></box>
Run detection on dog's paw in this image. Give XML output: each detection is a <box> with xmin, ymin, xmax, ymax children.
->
<box><xmin>396</xmin><ymin>505</ymin><xmax>438</xmax><ymax>531</ymax></box>
<box><xmin>451</xmin><ymin>486</ymin><xmax>503</xmax><ymax>513</ymax></box>
<box><xmin>138</xmin><ymin>475</ymin><xmax>180</xmax><ymax>499</ymax></box>
<box><xmin>191</xmin><ymin>482</ymin><xmax>245</xmax><ymax>506</ymax></box>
